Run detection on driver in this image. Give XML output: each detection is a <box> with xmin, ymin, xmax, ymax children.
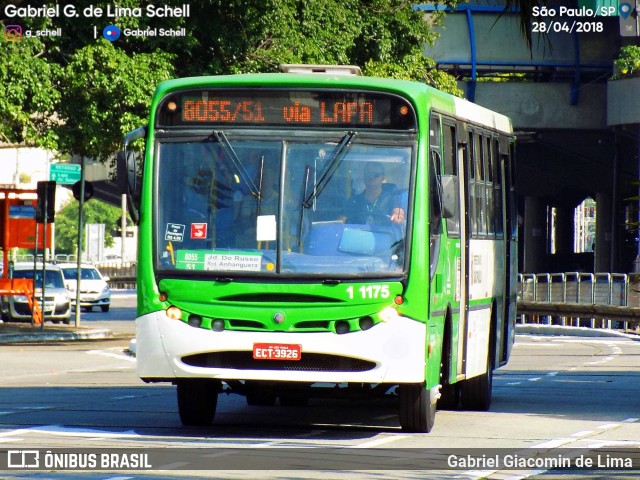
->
<box><xmin>339</xmin><ymin>162</ymin><xmax>405</xmax><ymax>225</ymax></box>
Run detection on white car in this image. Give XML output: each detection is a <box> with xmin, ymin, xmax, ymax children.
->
<box><xmin>58</xmin><ymin>263</ymin><xmax>111</xmax><ymax>312</ymax></box>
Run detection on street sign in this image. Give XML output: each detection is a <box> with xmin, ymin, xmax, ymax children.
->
<box><xmin>8</xmin><ymin>205</ymin><xmax>35</xmax><ymax>219</ymax></box>
<box><xmin>49</xmin><ymin>163</ymin><xmax>81</xmax><ymax>184</ymax></box>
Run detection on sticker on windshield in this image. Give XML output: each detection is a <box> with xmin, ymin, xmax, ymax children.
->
<box><xmin>165</xmin><ymin>223</ymin><xmax>185</xmax><ymax>242</ymax></box>
<box><xmin>176</xmin><ymin>250</ymin><xmax>263</xmax><ymax>272</ymax></box>
<box><xmin>190</xmin><ymin>223</ymin><xmax>207</xmax><ymax>240</ymax></box>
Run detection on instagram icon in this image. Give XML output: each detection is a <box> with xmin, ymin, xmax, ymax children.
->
<box><xmin>4</xmin><ymin>25</ymin><xmax>23</xmax><ymax>42</ymax></box>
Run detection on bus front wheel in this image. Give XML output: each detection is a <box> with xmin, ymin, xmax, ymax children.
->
<box><xmin>177</xmin><ymin>379</ymin><xmax>221</xmax><ymax>426</ymax></box>
<box><xmin>398</xmin><ymin>383</ymin><xmax>437</xmax><ymax>433</ymax></box>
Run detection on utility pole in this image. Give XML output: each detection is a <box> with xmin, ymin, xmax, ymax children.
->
<box><xmin>74</xmin><ymin>158</ymin><xmax>86</xmax><ymax>327</ymax></box>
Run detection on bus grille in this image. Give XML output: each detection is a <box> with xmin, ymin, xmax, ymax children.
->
<box><xmin>181</xmin><ymin>352</ymin><xmax>376</xmax><ymax>372</ymax></box>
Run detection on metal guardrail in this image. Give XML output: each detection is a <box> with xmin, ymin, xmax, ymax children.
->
<box><xmin>517</xmin><ymin>272</ymin><xmax>640</xmax><ymax>329</ymax></box>
<box><xmin>8</xmin><ymin>256</ymin><xmax>138</xmax><ymax>289</ymax></box>
<box><xmin>97</xmin><ymin>262</ymin><xmax>137</xmax><ymax>289</ymax></box>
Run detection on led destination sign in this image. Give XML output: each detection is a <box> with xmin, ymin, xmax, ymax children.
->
<box><xmin>157</xmin><ymin>89</ymin><xmax>416</xmax><ymax>130</ymax></box>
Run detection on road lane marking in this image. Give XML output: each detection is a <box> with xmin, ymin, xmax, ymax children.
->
<box><xmin>87</xmin><ymin>349</ymin><xmax>136</xmax><ymax>363</ymax></box>
<box><xmin>571</xmin><ymin>430</ymin><xmax>593</xmax><ymax>437</ymax></box>
<box><xmin>353</xmin><ymin>435</ymin><xmax>409</xmax><ymax>448</ymax></box>
<box><xmin>597</xmin><ymin>423</ymin><xmax>620</xmax><ymax>429</ymax></box>
<box><xmin>0</xmin><ymin>425</ymin><xmax>141</xmax><ymax>440</ymax></box>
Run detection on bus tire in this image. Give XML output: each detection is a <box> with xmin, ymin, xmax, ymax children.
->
<box><xmin>177</xmin><ymin>379</ymin><xmax>220</xmax><ymax>426</ymax></box>
<box><xmin>459</xmin><ymin>354</ymin><xmax>493</xmax><ymax>411</ymax></box>
<box><xmin>398</xmin><ymin>383</ymin><xmax>437</xmax><ymax>433</ymax></box>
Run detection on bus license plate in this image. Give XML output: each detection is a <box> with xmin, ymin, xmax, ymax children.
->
<box><xmin>253</xmin><ymin>343</ymin><xmax>301</xmax><ymax>361</ymax></box>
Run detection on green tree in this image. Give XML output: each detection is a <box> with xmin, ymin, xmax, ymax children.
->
<box><xmin>0</xmin><ymin>37</ymin><xmax>61</xmax><ymax>149</ymax></box>
<box><xmin>55</xmin><ymin>198</ymin><xmax>124</xmax><ymax>255</ymax></box>
<box><xmin>57</xmin><ymin>42</ymin><xmax>174</xmax><ymax>160</ymax></box>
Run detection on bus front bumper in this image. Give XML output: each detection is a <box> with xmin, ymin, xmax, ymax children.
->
<box><xmin>136</xmin><ymin>310</ymin><xmax>428</xmax><ymax>384</ymax></box>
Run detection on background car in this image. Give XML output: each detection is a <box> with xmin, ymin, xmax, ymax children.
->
<box><xmin>0</xmin><ymin>262</ymin><xmax>72</xmax><ymax>324</ymax></box>
<box><xmin>58</xmin><ymin>263</ymin><xmax>111</xmax><ymax>312</ymax></box>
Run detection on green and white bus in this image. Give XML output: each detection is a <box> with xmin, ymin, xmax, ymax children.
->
<box><xmin>119</xmin><ymin>65</ymin><xmax>517</xmax><ymax>432</ymax></box>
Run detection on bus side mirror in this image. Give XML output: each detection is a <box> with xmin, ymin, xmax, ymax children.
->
<box><xmin>117</xmin><ymin>150</ymin><xmax>138</xmax><ymax>196</ymax></box>
<box><xmin>118</xmin><ymin>126</ymin><xmax>147</xmax><ymax>225</ymax></box>
<box><xmin>441</xmin><ymin>175</ymin><xmax>458</xmax><ymax>219</ymax></box>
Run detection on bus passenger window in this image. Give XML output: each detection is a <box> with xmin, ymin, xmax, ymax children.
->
<box><xmin>443</xmin><ymin>124</ymin><xmax>460</xmax><ymax>237</ymax></box>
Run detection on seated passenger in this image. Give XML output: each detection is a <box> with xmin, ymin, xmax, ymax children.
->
<box><xmin>339</xmin><ymin>163</ymin><xmax>405</xmax><ymax>225</ymax></box>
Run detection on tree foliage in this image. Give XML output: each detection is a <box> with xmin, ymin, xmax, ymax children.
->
<box><xmin>0</xmin><ymin>0</ymin><xmax>459</xmax><ymax>160</ymax></box>
<box><xmin>0</xmin><ymin>38</ymin><xmax>61</xmax><ymax>149</ymax></box>
<box><xmin>54</xmin><ymin>198</ymin><xmax>124</xmax><ymax>255</ymax></box>
<box><xmin>58</xmin><ymin>43</ymin><xmax>174</xmax><ymax>159</ymax></box>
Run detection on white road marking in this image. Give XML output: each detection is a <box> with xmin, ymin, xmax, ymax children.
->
<box><xmin>571</xmin><ymin>430</ymin><xmax>593</xmax><ymax>437</ymax></box>
<box><xmin>0</xmin><ymin>425</ymin><xmax>141</xmax><ymax>440</ymax></box>
<box><xmin>87</xmin><ymin>349</ymin><xmax>135</xmax><ymax>363</ymax></box>
<box><xmin>353</xmin><ymin>435</ymin><xmax>409</xmax><ymax>448</ymax></box>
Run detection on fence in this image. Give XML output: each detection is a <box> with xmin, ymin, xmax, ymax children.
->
<box><xmin>8</xmin><ymin>255</ymin><xmax>137</xmax><ymax>290</ymax></box>
<box><xmin>95</xmin><ymin>261</ymin><xmax>137</xmax><ymax>289</ymax></box>
<box><xmin>517</xmin><ymin>272</ymin><xmax>640</xmax><ymax>330</ymax></box>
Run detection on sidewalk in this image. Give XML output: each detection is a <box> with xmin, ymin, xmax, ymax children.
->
<box><xmin>516</xmin><ymin>323</ymin><xmax>640</xmax><ymax>340</ymax></box>
<box><xmin>0</xmin><ymin>321</ymin><xmax>116</xmax><ymax>344</ymax></box>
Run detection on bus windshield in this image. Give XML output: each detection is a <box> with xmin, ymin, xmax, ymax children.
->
<box><xmin>155</xmin><ymin>133</ymin><xmax>413</xmax><ymax>278</ymax></box>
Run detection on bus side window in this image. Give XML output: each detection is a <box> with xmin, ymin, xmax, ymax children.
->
<box><xmin>443</xmin><ymin>124</ymin><xmax>460</xmax><ymax>237</ymax></box>
<box><xmin>474</xmin><ymin>133</ymin><xmax>487</xmax><ymax>237</ymax></box>
<box><xmin>493</xmin><ymin>138</ymin><xmax>504</xmax><ymax>237</ymax></box>
<box><xmin>468</xmin><ymin>132</ymin><xmax>477</xmax><ymax>236</ymax></box>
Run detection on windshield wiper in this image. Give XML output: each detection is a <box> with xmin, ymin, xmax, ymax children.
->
<box><xmin>302</xmin><ymin>131</ymin><xmax>356</xmax><ymax>208</ymax></box>
<box><xmin>212</xmin><ymin>131</ymin><xmax>260</xmax><ymax>198</ymax></box>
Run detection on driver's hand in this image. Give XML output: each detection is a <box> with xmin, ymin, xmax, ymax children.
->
<box><xmin>389</xmin><ymin>208</ymin><xmax>405</xmax><ymax>224</ymax></box>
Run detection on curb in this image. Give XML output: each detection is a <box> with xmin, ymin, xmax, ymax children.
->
<box><xmin>516</xmin><ymin>323</ymin><xmax>640</xmax><ymax>340</ymax></box>
<box><xmin>0</xmin><ymin>328</ymin><xmax>115</xmax><ymax>344</ymax></box>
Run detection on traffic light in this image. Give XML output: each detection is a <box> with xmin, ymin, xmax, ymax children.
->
<box><xmin>72</xmin><ymin>180</ymin><xmax>94</xmax><ymax>202</ymax></box>
<box><xmin>35</xmin><ymin>180</ymin><xmax>56</xmax><ymax>223</ymax></box>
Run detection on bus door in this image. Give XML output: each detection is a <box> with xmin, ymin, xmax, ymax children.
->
<box><xmin>442</xmin><ymin>120</ymin><xmax>467</xmax><ymax>381</ymax></box>
<box><xmin>500</xmin><ymin>139</ymin><xmax>517</xmax><ymax>362</ymax></box>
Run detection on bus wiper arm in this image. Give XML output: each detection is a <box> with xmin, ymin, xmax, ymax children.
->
<box><xmin>212</xmin><ymin>131</ymin><xmax>260</xmax><ymax>198</ymax></box>
<box><xmin>303</xmin><ymin>131</ymin><xmax>356</xmax><ymax>208</ymax></box>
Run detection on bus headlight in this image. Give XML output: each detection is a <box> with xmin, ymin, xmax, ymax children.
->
<box><xmin>379</xmin><ymin>306</ymin><xmax>400</xmax><ymax>322</ymax></box>
<box><xmin>166</xmin><ymin>306</ymin><xmax>182</xmax><ymax>320</ymax></box>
